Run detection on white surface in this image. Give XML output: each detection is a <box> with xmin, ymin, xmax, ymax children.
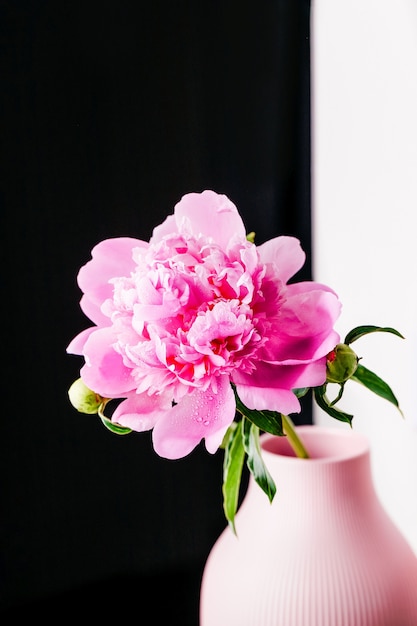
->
<box><xmin>311</xmin><ymin>0</ymin><xmax>417</xmax><ymax>553</ymax></box>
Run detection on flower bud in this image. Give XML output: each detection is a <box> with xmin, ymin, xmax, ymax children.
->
<box><xmin>68</xmin><ymin>378</ymin><xmax>103</xmax><ymax>414</ymax></box>
<box><xmin>326</xmin><ymin>344</ymin><xmax>359</xmax><ymax>384</ymax></box>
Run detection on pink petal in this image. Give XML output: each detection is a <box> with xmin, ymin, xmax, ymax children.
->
<box><xmin>80</xmin><ymin>327</ymin><xmax>135</xmax><ymax>397</ymax></box>
<box><xmin>259</xmin><ymin>287</ymin><xmax>341</xmax><ymax>363</ymax></box>
<box><xmin>79</xmin><ymin>294</ymin><xmax>111</xmax><ymax>327</ymax></box>
<box><xmin>284</xmin><ymin>284</ymin><xmax>342</xmax><ymax>335</ymax></box>
<box><xmin>173</xmin><ymin>190</ymin><xmax>247</xmax><ymax>250</ymax></box>
<box><xmin>112</xmin><ymin>392</ymin><xmax>171</xmax><ymax>431</ymax></box>
<box><xmin>257</xmin><ymin>236</ymin><xmax>306</xmax><ymax>283</ymax></box>
<box><xmin>235</xmin><ymin>383</ymin><xmax>301</xmax><ymax>415</ymax></box>
<box><xmin>152</xmin><ymin>376</ymin><xmax>236</xmax><ymax>459</ymax></box>
<box><xmin>286</xmin><ymin>280</ymin><xmax>338</xmax><ymax>297</ymax></box>
<box><xmin>66</xmin><ymin>327</ymin><xmax>96</xmax><ymax>355</ymax></box>
<box><xmin>261</xmin><ymin>325</ymin><xmax>340</xmax><ymax>365</ymax></box>
<box><xmin>235</xmin><ymin>358</ymin><xmax>328</xmax><ymax>417</ymax></box>
<box><xmin>290</xmin><ymin>358</ymin><xmax>328</xmax><ymax>388</ymax></box>
<box><xmin>78</xmin><ymin>237</ymin><xmax>147</xmax><ymax>312</ymax></box>
<box><xmin>232</xmin><ymin>360</ymin><xmax>322</xmax><ymax>392</ymax></box>
<box><xmin>149</xmin><ymin>214</ymin><xmax>177</xmax><ymax>243</ymax></box>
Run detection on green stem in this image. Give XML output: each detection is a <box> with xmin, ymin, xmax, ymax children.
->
<box><xmin>281</xmin><ymin>414</ymin><xmax>310</xmax><ymax>458</ymax></box>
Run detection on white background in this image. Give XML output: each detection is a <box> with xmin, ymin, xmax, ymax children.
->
<box><xmin>311</xmin><ymin>0</ymin><xmax>417</xmax><ymax>553</ymax></box>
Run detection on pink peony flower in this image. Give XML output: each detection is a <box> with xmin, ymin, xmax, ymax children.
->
<box><xmin>67</xmin><ymin>190</ymin><xmax>341</xmax><ymax>459</ymax></box>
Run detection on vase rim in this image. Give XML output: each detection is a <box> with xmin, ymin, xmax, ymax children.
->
<box><xmin>261</xmin><ymin>425</ymin><xmax>370</xmax><ymax>462</ymax></box>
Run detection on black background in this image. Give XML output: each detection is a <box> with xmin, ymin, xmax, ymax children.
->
<box><xmin>1</xmin><ymin>1</ymin><xmax>311</xmax><ymax>622</ymax></box>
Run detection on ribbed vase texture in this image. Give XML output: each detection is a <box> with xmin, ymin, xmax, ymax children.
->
<box><xmin>199</xmin><ymin>426</ymin><xmax>417</xmax><ymax>626</ymax></box>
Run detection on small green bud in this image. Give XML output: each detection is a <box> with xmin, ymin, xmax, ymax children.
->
<box><xmin>326</xmin><ymin>344</ymin><xmax>359</xmax><ymax>384</ymax></box>
<box><xmin>68</xmin><ymin>378</ymin><xmax>103</xmax><ymax>414</ymax></box>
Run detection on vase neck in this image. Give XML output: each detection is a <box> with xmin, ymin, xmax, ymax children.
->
<box><xmin>245</xmin><ymin>428</ymin><xmax>379</xmax><ymax>514</ymax></box>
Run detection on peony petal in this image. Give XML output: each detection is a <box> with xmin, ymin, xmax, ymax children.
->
<box><xmin>152</xmin><ymin>376</ymin><xmax>236</xmax><ymax>459</ymax></box>
<box><xmin>66</xmin><ymin>327</ymin><xmax>96</xmax><ymax>355</ymax></box>
<box><xmin>290</xmin><ymin>358</ymin><xmax>328</xmax><ymax>388</ymax></box>
<box><xmin>173</xmin><ymin>190</ymin><xmax>247</xmax><ymax>250</ymax></box>
<box><xmin>258</xmin><ymin>287</ymin><xmax>341</xmax><ymax>363</ymax></box>
<box><xmin>149</xmin><ymin>214</ymin><xmax>177</xmax><ymax>243</ymax></box>
<box><xmin>112</xmin><ymin>392</ymin><xmax>172</xmax><ymax>431</ymax></box>
<box><xmin>80</xmin><ymin>327</ymin><xmax>135</xmax><ymax>397</ymax></box>
<box><xmin>260</xmin><ymin>325</ymin><xmax>340</xmax><ymax>365</ymax></box>
<box><xmin>79</xmin><ymin>294</ymin><xmax>111</xmax><ymax>327</ymax></box>
<box><xmin>235</xmin><ymin>358</ymin><xmax>328</xmax><ymax>416</ymax></box>
<box><xmin>235</xmin><ymin>383</ymin><xmax>301</xmax><ymax>415</ymax></box>
<box><xmin>257</xmin><ymin>236</ymin><xmax>306</xmax><ymax>283</ymax></box>
<box><xmin>78</xmin><ymin>237</ymin><xmax>147</xmax><ymax>313</ymax></box>
<box><xmin>283</xmin><ymin>284</ymin><xmax>342</xmax><ymax>334</ymax></box>
<box><xmin>286</xmin><ymin>280</ymin><xmax>338</xmax><ymax>297</ymax></box>
<box><xmin>232</xmin><ymin>360</ymin><xmax>324</xmax><ymax>391</ymax></box>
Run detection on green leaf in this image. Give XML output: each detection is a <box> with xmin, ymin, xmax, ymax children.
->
<box><xmin>313</xmin><ymin>385</ymin><xmax>354</xmax><ymax>425</ymax></box>
<box><xmin>222</xmin><ymin>420</ymin><xmax>246</xmax><ymax>534</ymax></box>
<box><xmin>98</xmin><ymin>403</ymin><xmax>132</xmax><ymax>435</ymax></box>
<box><xmin>351</xmin><ymin>364</ymin><xmax>403</xmax><ymax>416</ymax></box>
<box><xmin>99</xmin><ymin>414</ymin><xmax>133</xmax><ymax>435</ymax></box>
<box><xmin>344</xmin><ymin>325</ymin><xmax>404</xmax><ymax>345</ymax></box>
<box><xmin>219</xmin><ymin>422</ymin><xmax>238</xmax><ymax>450</ymax></box>
<box><xmin>293</xmin><ymin>387</ymin><xmax>309</xmax><ymax>398</ymax></box>
<box><xmin>329</xmin><ymin>382</ymin><xmax>345</xmax><ymax>406</ymax></box>
<box><xmin>242</xmin><ymin>418</ymin><xmax>276</xmax><ymax>503</ymax></box>
<box><xmin>233</xmin><ymin>387</ymin><xmax>284</xmax><ymax>435</ymax></box>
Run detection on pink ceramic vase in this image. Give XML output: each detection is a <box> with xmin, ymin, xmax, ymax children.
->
<box><xmin>200</xmin><ymin>425</ymin><xmax>417</xmax><ymax>626</ymax></box>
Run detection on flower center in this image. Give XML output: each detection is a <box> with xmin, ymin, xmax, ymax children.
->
<box><xmin>107</xmin><ymin>233</ymin><xmax>268</xmax><ymax>399</ymax></box>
